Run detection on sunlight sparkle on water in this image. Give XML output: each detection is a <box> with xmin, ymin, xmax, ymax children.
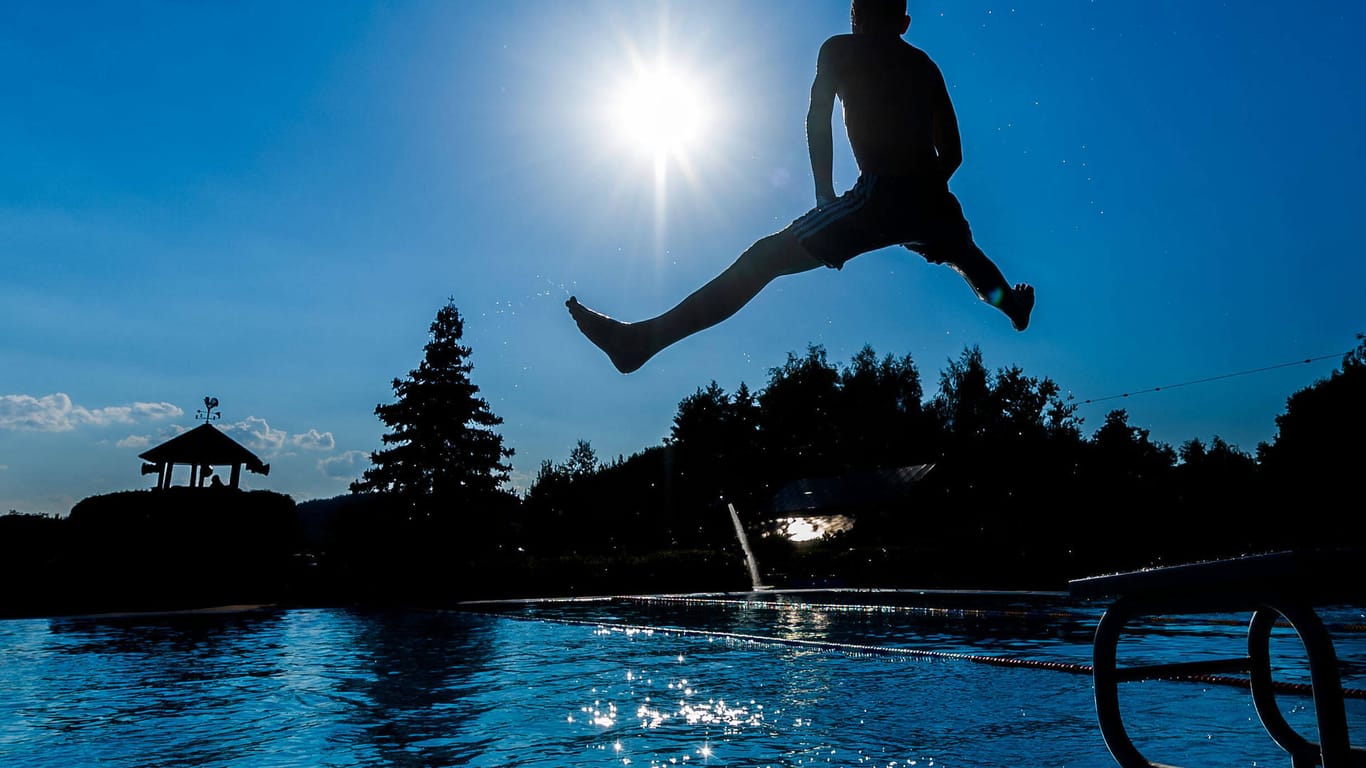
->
<box><xmin>583</xmin><ymin>700</ymin><xmax>619</xmax><ymax>728</ymax></box>
<box><xmin>679</xmin><ymin>697</ymin><xmax>762</xmax><ymax>727</ymax></box>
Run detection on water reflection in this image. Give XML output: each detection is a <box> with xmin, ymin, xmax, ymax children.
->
<box><xmin>335</xmin><ymin>610</ymin><xmax>497</xmax><ymax>767</ymax></box>
<box><xmin>48</xmin><ymin>610</ymin><xmax>290</xmax><ymax>765</ymax></box>
<box><xmin>0</xmin><ymin>608</ymin><xmax>509</xmax><ymax>768</ymax></box>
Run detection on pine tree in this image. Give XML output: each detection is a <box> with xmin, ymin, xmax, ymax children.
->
<box><xmin>351</xmin><ymin>299</ymin><xmax>514</xmax><ymax>520</ymax></box>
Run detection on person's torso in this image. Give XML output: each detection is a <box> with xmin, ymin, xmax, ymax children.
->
<box><xmin>823</xmin><ymin>34</ymin><xmax>942</xmax><ymax>177</ymax></box>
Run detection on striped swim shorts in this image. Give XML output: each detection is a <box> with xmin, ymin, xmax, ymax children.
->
<box><xmin>790</xmin><ymin>174</ymin><xmax>975</xmax><ymax>269</ymax></box>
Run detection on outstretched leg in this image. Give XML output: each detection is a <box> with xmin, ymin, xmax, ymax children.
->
<box><xmin>568</xmin><ymin>229</ymin><xmax>822</xmax><ymax>373</ymax></box>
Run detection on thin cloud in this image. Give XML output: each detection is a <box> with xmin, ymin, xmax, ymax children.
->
<box><xmin>0</xmin><ymin>393</ymin><xmax>183</xmax><ymax>432</ymax></box>
<box><xmin>132</xmin><ymin>402</ymin><xmax>182</xmax><ymax>419</ymax></box>
<box><xmin>319</xmin><ymin>450</ymin><xmax>369</xmax><ymax>480</ymax></box>
<box><xmin>116</xmin><ymin>435</ymin><xmax>152</xmax><ymax>449</ymax></box>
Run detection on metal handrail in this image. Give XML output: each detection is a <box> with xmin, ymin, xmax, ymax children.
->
<box><xmin>1070</xmin><ymin>549</ymin><xmax>1364</xmax><ymax>768</ymax></box>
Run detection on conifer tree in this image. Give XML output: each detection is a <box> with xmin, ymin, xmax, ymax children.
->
<box><xmin>351</xmin><ymin>299</ymin><xmax>513</xmax><ymax>519</ymax></box>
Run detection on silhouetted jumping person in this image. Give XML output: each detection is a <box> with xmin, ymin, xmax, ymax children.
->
<box><xmin>568</xmin><ymin>0</ymin><xmax>1034</xmax><ymax>374</ymax></box>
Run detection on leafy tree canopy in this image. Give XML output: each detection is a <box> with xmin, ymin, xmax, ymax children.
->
<box><xmin>1258</xmin><ymin>332</ymin><xmax>1366</xmax><ymax>479</ymax></box>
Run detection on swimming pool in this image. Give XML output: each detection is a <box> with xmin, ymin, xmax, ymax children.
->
<box><xmin>2</xmin><ymin>592</ymin><xmax>1361</xmax><ymax>767</ymax></box>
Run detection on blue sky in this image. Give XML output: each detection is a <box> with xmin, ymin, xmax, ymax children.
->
<box><xmin>3</xmin><ymin>1</ymin><xmax>1364</xmax><ymax>516</ymax></box>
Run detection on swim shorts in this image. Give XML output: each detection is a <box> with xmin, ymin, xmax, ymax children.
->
<box><xmin>790</xmin><ymin>174</ymin><xmax>975</xmax><ymax>269</ymax></box>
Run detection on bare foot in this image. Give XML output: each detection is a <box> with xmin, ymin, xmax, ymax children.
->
<box><xmin>1007</xmin><ymin>283</ymin><xmax>1034</xmax><ymax>331</ymax></box>
<box><xmin>566</xmin><ymin>297</ymin><xmax>653</xmax><ymax>374</ymax></box>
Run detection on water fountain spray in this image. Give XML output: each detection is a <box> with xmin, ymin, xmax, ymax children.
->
<box><xmin>727</xmin><ymin>503</ymin><xmax>769</xmax><ymax>591</ymax></box>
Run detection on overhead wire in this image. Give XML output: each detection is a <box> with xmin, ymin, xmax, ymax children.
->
<box><xmin>1077</xmin><ymin>351</ymin><xmax>1350</xmax><ymax>406</ymax></box>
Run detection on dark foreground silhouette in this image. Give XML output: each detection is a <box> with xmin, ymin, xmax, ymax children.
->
<box><xmin>570</xmin><ymin>0</ymin><xmax>1032</xmax><ymax>373</ymax></box>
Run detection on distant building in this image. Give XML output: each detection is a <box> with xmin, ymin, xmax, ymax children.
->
<box><xmin>770</xmin><ymin>464</ymin><xmax>936</xmax><ymax>516</ymax></box>
<box><xmin>766</xmin><ymin>464</ymin><xmax>936</xmax><ymax>542</ymax></box>
<box><xmin>139</xmin><ymin>423</ymin><xmax>270</xmax><ymax>490</ymax></box>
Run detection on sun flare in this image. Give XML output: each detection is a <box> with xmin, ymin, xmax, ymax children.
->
<box><xmin>611</xmin><ymin>67</ymin><xmax>709</xmax><ymax>160</ymax></box>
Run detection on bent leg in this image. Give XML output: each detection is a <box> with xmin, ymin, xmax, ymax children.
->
<box><xmin>567</xmin><ymin>229</ymin><xmax>822</xmax><ymax>373</ymax></box>
<box><xmin>937</xmin><ymin>242</ymin><xmax>1034</xmax><ymax>331</ymax></box>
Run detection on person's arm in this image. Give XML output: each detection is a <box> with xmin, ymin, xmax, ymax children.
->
<box><xmin>807</xmin><ymin>40</ymin><xmax>838</xmax><ymax>205</ymax></box>
<box><xmin>929</xmin><ymin>61</ymin><xmax>962</xmax><ymax>183</ymax></box>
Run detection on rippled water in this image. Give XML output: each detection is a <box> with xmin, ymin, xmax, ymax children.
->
<box><xmin>2</xmin><ymin>594</ymin><xmax>1362</xmax><ymax>767</ymax></box>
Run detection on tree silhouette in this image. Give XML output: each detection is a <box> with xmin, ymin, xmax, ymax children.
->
<box><xmin>565</xmin><ymin>439</ymin><xmax>600</xmax><ymax>478</ymax></box>
<box><xmin>1172</xmin><ymin>436</ymin><xmax>1261</xmax><ymax>559</ymax></box>
<box><xmin>669</xmin><ymin>381</ymin><xmax>764</xmax><ymax>506</ymax></box>
<box><xmin>1089</xmin><ymin>409</ymin><xmax>1177</xmax><ymax>481</ymax></box>
<box><xmin>932</xmin><ymin>345</ymin><xmax>993</xmax><ymax>439</ymax></box>
<box><xmin>1256</xmin><ymin>333</ymin><xmax>1366</xmax><ymax>547</ymax></box>
<box><xmin>759</xmin><ymin>345</ymin><xmax>843</xmax><ymax>480</ymax></box>
<box><xmin>1259</xmin><ymin>333</ymin><xmax>1365</xmax><ymax>481</ymax></box>
<box><xmin>351</xmin><ymin>299</ymin><xmax>513</xmax><ymax>522</ymax></box>
<box><xmin>838</xmin><ymin>345</ymin><xmax>931</xmax><ymax>470</ymax></box>
<box><xmin>520</xmin><ymin>440</ymin><xmax>598</xmax><ymax>556</ymax></box>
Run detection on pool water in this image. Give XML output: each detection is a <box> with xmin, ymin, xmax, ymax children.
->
<box><xmin>2</xmin><ymin>592</ymin><xmax>1362</xmax><ymax>767</ymax></box>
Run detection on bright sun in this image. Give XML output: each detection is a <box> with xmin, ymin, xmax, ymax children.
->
<box><xmin>611</xmin><ymin>67</ymin><xmax>709</xmax><ymax>161</ymax></box>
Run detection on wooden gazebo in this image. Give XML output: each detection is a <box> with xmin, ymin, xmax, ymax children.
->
<box><xmin>139</xmin><ymin>422</ymin><xmax>270</xmax><ymax>490</ymax></box>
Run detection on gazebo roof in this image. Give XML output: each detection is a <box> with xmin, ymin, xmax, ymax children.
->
<box><xmin>138</xmin><ymin>423</ymin><xmax>268</xmax><ymax>474</ymax></box>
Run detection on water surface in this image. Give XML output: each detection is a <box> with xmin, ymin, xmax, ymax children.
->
<box><xmin>2</xmin><ymin>595</ymin><xmax>1362</xmax><ymax>767</ymax></box>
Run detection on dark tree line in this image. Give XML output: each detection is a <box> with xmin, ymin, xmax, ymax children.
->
<box><xmin>518</xmin><ymin>334</ymin><xmax>1366</xmax><ymax>591</ymax></box>
<box><xmin>2</xmin><ymin>296</ymin><xmax>1360</xmax><ymax>617</ymax></box>
<box><xmin>311</xmin><ymin>316</ymin><xmax>1365</xmax><ymax>596</ymax></box>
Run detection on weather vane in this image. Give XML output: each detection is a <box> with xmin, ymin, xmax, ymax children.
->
<box><xmin>196</xmin><ymin>396</ymin><xmax>221</xmax><ymax>422</ymax></box>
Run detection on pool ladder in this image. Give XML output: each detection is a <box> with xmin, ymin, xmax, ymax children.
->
<box><xmin>1069</xmin><ymin>549</ymin><xmax>1365</xmax><ymax>768</ymax></box>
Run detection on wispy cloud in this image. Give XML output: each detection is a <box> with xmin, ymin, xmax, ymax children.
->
<box><xmin>111</xmin><ymin>412</ymin><xmax>339</xmax><ymax>459</ymax></box>
<box><xmin>319</xmin><ymin>450</ymin><xmax>369</xmax><ymax>479</ymax></box>
<box><xmin>116</xmin><ymin>423</ymin><xmax>190</xmax><ymax>451</ymax></box>
<box><xmin>222</xmin><ymin>416</ymin><xmax>288</xmax><ymax>454</ymax></box>
<box><xmin>217</xmin><ymin>417</ymin><xmax>336</xmax><ymax>457</ymax></box>
<box><xmin>0</xmin><ymin>393</ymin><xmax>183</xmax><ymax>432</ymax></box>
